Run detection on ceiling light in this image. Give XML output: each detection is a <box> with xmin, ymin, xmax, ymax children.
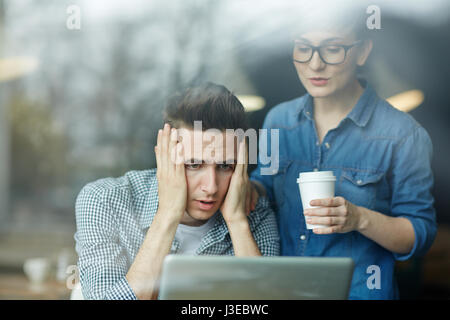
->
<box><xmin>0</xmin><ymin>56</ymin><xmax>39</xmax><ymax>82</ymax></box>
<box><xmin>386</xmin><ymin>89</ymin><xmax>425</xmax><ymax>112</ymax></box>
<box><xmin>236</xmin><ymin>95</ymin><xmax>266</xmax><ymax>112</ymax></box>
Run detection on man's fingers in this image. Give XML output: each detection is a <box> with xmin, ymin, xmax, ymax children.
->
<box><xmin>236</xmin><ymin>138</ymin><xmax>247</xmax><ymax>175</ymax></box>
<box><xmin>169</xmin><ymin>128</ymin><xmax>178</xmax><ymax>166</ymax></box>
<box><xmin>243</xmin><ymin>139</ymin><xmax>248</xmax><ymax>174</ymax></box>
<box><xmin>175</xmin><ymin>142</ymin><xmax>185</xmax><ymax>168</ymax></box>
<box><xmin>155</xmin><ymin>129</ymin><xmax>162</xmax><ymax>171</ymax></box>
<box><xmin>161</xmin><ymin>123</ymin><xmax>170</xmax><ymax>165</ymax></box>
<box><xmin>175</xmin><ymin>143</ymin><xmax>186</xmax><ymax>185</ymax></box>
<box><xmin>157</xmin><ymin>128</ymin><xmax>162</xmax><ymax>147</ymax></box>
<box><xmin>155</xmin><ymin>146</ymin><xmax>160</xmax><ymax>169</ymax></box>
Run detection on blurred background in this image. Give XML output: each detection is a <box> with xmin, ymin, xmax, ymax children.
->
<box><xmin>0</xmin><ymin>0</ymin><xmax>449</xmax><ymax>299</ymax></box>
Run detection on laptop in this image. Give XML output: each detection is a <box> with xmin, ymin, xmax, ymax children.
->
<box><xmin>159</xmin><ymin>255</ymin><xmax>354</xmax><ymax>300</ymax></box>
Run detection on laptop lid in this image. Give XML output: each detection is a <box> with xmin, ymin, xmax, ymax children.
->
<box><xmin>159</xmin><ymin>255</ymin><xmax>354</xmax><ymax>300</ymax></box>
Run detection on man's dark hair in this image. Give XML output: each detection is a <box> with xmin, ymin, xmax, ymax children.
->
<box><xmin>163</xmin><ymin>82</ymin><xmax>249</xmax><ymax>131</ymax></box>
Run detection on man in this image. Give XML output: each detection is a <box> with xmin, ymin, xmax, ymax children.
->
<box><xmin>74</xmin><ymin>82</ymin><xmax>280</xmax><ymax>300</ymax></box>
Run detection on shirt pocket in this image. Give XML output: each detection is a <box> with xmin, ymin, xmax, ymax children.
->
<box><xmin>339</xmin><ymin>170</ymin><xmax>384</xmax><ymax>209</ymax></box>
<box><xmin>272</xmin><ymin>158</ymin><xmax>292</xmax><ymax>208</ymax></box>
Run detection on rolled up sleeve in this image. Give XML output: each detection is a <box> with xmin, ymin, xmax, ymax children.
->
<box><xmin>389</xmin><ymin>126</ymin><xmax>437</xmax><ymax>261</ymax></box>
<box><xmin>74</xmin><ymin>184</ymin><xmax>137</xmax><ymax>300</ymax></box>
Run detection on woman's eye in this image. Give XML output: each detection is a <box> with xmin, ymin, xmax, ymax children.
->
<box><xmin>297</xmin><ymin>46</ymin><xmax>311</xmax><ymax>53</ymax></box>
<box><xmin>325</xmin><ymin>46</ymin><xmax>341</xmax><ymax>53</ymax></box>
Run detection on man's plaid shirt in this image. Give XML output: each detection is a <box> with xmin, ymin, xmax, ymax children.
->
<box><xmin>74</xmin><ymin>169</ymin><xmax>280</xmax><ymax>300</ymax></box>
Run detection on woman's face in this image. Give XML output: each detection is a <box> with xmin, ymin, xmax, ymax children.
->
<box><xmin>292</xmin><ymin>30</ymin><xmax>371</xmax><ymax>98</ymax></box>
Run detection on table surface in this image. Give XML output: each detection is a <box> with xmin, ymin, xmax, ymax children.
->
<box><xmin>0</xmin><ymin>274</ymin><xmax>71</xmax><ymax>300</ymax></box>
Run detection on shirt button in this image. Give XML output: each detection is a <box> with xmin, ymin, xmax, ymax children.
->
<box><xmin>357</xmin><ymin>179</ymin><xmax>363</xmax><ymax>185</ymax></box>
<box><xmin>306</xmin><ymin>111</ymin><xmax>311</xmax><ymax>116</ymax></box>
<box><xmin>300</xmin><ymin>235</ymin><xmax>306</xmax><ymax>240</ymax></box>
<box><xmin>315</xmin><ymin>141</ymin><xmax>319</xmax><ymax>146</ymax></box>
<box><xmin>325</xmin><ymin>142</ymin><xmax>330</xmax><ymax>149</ymax></box>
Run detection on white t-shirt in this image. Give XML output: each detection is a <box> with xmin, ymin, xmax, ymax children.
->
<box><xmin>174</xmin><ymin>212</ymin><xmax>218</xmax><ymax>255</ymax></box>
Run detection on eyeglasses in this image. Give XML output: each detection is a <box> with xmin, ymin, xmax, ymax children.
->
<box><xmin>293</xmin><ymin>40</ymin><xmax>363</xmax><ymax>65</ymax></box>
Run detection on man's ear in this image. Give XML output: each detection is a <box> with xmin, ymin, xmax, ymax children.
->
<box><xmin>356</xmin><ymin>39</ymin><xmax>373</xmax><ymax>67</ymax></box>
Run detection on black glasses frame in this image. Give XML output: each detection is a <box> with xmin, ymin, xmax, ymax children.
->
<box><xmin>293</xmin><ymin>40</ymin><xmax>363</xmax><ymax>65</ymax></box>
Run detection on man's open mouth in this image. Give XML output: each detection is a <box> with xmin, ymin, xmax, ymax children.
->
<box><xmin>198</xmin><ymin>200</ymin><xmax>215</xmax><ymax>204</ymax></box>
<box><xmin>196</xmin><ymin>200</ymin><xmax>216</xmax><ymax>210</ymax></box>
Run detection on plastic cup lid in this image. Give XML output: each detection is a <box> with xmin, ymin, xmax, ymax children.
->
<box><xmin>297</xmin><ymin>171</ymin><xmax>336</xmax><ymax>183</ymax></box>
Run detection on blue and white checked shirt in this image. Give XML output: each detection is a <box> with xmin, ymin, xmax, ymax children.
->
<box><xmin>74</xmin><ymin>168</ymin><xmax>280</xmax><ymax>300</ymax></box>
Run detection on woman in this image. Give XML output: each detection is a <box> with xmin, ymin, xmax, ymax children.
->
<box><xmin>250</xmin><ymin>8</ymin><xmax>437</xmax><ymax>299</ymax></box>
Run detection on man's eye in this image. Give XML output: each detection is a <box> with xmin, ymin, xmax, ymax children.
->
<box><xmin>218</xmin><ymin>164</ymin><xmax>234</xmax><ymax>171</ymax></box>
<box><xmin>185</xmin><ymin>163</ymin><xmax>201</xmax><ymax>169</ymax></box>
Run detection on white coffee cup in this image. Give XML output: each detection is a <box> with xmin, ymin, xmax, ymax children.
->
<box><xmin>23</xmin><ymin>257</ymin><xmax>50</xmax><ymax>285</ymax></box>
<box><xmin>297</xmin><ymin>171</ymin><xmax>336</xmax><ymax>229</ymax></box>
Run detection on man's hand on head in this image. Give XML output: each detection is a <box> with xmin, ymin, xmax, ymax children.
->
<box><xmin>219</xmin><ymin>139</ymin><xmax>262</xmax><ymax>257</ymax></box>
<box><xmin>154</xmin><ymin>123</ymin><xmax>187</xmax><ymax>220</ymax></box>
<box><xmin>127</xmin><ymin>124</ymin><xmax>187</xmax><ymax>300</ymax></box>
<box><xmin>220</xmin><ymin>139</ymin><xmax>250</xmax><ymax>224</ymax></box>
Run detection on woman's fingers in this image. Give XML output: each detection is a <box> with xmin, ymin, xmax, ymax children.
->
<box><xmin>313</xmin><ymin>226</ymin><xmax>343</xmax><ymax>234</ymax></box>
<box><xmin>306</xmin><ymin>216</ymin><xmax>346</xmax><ymax>226</ymax></box>
<box><xmin>304</xmin><ymin>205</ymin><xmax>347</xmax><ymax>217</ymax></box>
<box><xmin>310</xmin><ymin>197</ymin><xmax>345</xmax><ymax>207</ymax></box>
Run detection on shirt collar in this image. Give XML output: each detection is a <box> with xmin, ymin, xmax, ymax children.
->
<box><xmin>297</xmin><ymin>94</ymin><xmax>314</xmax><ymax>121</ymax></box>
<box><xmin>345</xmin><ymin>80</ymin><xmax>378</xmax><ymax>127</ymax></box>
<box><xmin>297</xmin><ymin>79</ymin><xmax>378</xmax><ymax>128</ymax></box>
<box><xmin>170</xmin><ymin>213</ymin><xmax>229</xmax><ymax>254</ymax></box>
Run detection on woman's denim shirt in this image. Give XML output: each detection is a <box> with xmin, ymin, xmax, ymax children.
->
<box><xmin>251</xmin><ymin>82</ymin><xmax>437</xmax><ymax>299</ymax></box>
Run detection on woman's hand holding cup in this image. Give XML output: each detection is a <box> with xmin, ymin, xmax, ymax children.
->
<box><xmin>304</xmin><ymin>196</ymin><xmax>362</xmax><ymax>234</ymax></box>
